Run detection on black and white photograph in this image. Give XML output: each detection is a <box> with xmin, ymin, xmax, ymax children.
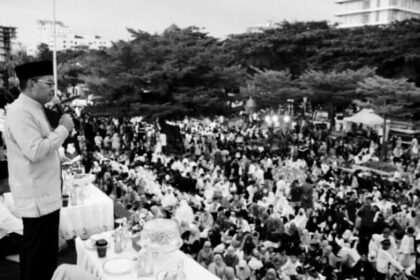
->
<box><xmin>2</xmin><ymin>1</ymin><xmax>420</xmax><ymax>280</ymax></box>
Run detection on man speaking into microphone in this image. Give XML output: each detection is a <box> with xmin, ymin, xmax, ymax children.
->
<box><xmin>44</xmin><ymin>95</ymin><xmax>65</xmax><ymax>129</ymax></box>
<box><xmin>4</xmin><ymin>60</ymin><xmax>74</xmax><ymax>280</ymax></box>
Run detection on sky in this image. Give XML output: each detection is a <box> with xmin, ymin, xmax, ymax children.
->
<box><xmin>0</xmin><ymin>0</ymin><xmax>338</xmax><ymax>46</ymax></box>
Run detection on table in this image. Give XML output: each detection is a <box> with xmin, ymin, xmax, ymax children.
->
<box><xmin>4</xmin><ymin>184</ymin><xmax>114</xmax><ymax>240</ymax></box>
<box><xmin>60</xmin><ymin>184</ymin><xmax>114</xmax><ymax>239</ymax></box>
<box><xmin>75</xmin><ymin>231</ymin><xmax>220</xmax><ymax>280</ymax></box>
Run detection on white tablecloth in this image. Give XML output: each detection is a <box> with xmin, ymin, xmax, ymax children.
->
<box><xmin>60</xmin><ymin>184</ymin><xmax>114</xmax><ymax>240</ymax></box>
<box><xmin>4</xmin><ymin>184</ymin><xmax>114</xmax><ymax>240</ymax></box>
<box><xmin>75</xmin><ymin>231</ymin><xmax>220</xmax><ymax>280</ymax></box>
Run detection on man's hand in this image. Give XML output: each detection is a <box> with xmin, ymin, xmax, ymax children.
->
<box><xmin>59</xmin><ymin>114</ymin><xmax>74</xmax><ymax>133</ymax></box>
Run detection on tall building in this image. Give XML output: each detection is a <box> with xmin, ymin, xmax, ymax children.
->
<box><xmin>0</xmin><ymin>26</ymin><xmax>17</xmax><ymax>62</ymax></box>
<box><xmin>336</xmin><ymin>0</ymin><xmax>420</xmax><ymax>28</ymax></box>
<box><xmin>37</xmin><ymin>20</ymin><xmax>110</xmax><ymax>51</ymax></box>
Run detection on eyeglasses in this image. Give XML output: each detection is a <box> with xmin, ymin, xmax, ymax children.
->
<box><xmin>37</xmin><ymin>79</ymin><xmax>55</xmax><ymax>87</ymax></box>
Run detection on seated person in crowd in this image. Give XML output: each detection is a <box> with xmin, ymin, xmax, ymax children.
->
<box><xmin>0</xmin><ymin>191</ymin><xmax>23</xmax><ymax>259</ymax></box>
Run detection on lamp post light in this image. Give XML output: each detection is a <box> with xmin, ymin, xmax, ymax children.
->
<box><xmin>265</xmin><ymin>114</ymin><xmax>280</xmax><ymax>130</ymax></box>
<box><xmin>287</xmin><ymin>99</ymin><xmax>295</xmax><ymax>115</ymax></box>
<box><xmin>252</xmin><ymin>113</ymin><xmax>258</xmax><ymax>121</ymax></box>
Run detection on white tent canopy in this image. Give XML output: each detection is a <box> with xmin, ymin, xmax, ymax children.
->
<box><xmin>343</xmin><ymin>108</ymin><xmax>385</xmax><ymax>127</ymax></box>
<box><xmin>72</xmin><ymin>98</ymin><xmax>89</xmax><ymax>107</ymax></box>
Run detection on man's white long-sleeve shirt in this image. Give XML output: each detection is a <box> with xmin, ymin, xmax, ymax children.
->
<box><xmin>4</xmin><ymin>94</ymin><xmax>68</xmax><ymax>218</ymax></box>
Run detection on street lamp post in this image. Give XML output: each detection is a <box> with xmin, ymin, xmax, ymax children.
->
<box><xmin>381</xmin><ymin>103</ymin><xmax>391</xmax><ymax>162</ymax></box>
<box><xmin>52</xmin><ymin>0</ymin><xmax>58</xmax><ymax>96</ymax></box>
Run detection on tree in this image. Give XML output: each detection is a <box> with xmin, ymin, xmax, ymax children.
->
<box><xmin>76</xmin><ymin>19</ymin><xmax>420</xmax><ymax>118</ymax></box>
<box><xmin>241</xmin><ymin>68</ymin><xmax>309</xmax><ymax>109</ymax></box>
<box><xmin>356</xmin><ymin>75</ymin><xmax>420</xmax><ymax>159</ymax></box>
<box><xmin>224</xmin><ymin>21</ymin><xmax>332</xmax><ymax>76</ymax></box>
<box><xmin>299</xmin><ymin>68</ymin><xmax>376</xmax><ymax>111</ymax></box>
<box><xmin>0</xmin><ymin>48</ymin><xmax>33</xmax><ymax>87</ymax></box>
<box><xmin>356</xmin><ymin>76</ymin><xmax>420</xmax><ymax>100</ymax></box>
<box><xmin>84</xmin><ymin>26</ymin><xmax>246</xmax><ymax>118</ymax></box>
<box><xmin>225</xmin><ymin>19</ymin><xmax>420</xmax><ymax>86</ymax></box>
<box><xmin>36</xmin><ymin>43</ymin><xmax>52</xmax><ymax>61</ymax></box>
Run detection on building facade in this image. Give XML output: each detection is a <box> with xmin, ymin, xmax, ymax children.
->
<box><xmin>246</xmin><ymin>21</ymin><xmax>276</xmax><ymax>33</ymax></box>
<box><xmin>0</xmin><ymin>26</ymin><xmax>17</xmax><ymax>62</ymax></box>
<box><xmin>336</xmin><ymin>0</ymin><xmax>420</xmax><ymax>28</ymax></box>
<box><xmin>37</xmin><ymin>20</ymin><xmax>110</xmax><ymax>51</ymax></box>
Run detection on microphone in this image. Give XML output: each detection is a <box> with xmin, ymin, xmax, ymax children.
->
<box><xmin>44</xmin><ymin>98</ymin><xmax>65</xmax><ymax>129</ymax></box>
<box><xmin>53</xmin><ymin>103</ymin><xmax>64</xmax><ymax>115</ymax></box>
<box><xmin>46</xmin><ymin>95</ymin><xmax>65</xmax><ymax>115</ymax></box>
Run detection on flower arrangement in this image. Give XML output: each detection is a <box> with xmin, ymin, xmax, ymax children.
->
<box><xmin>128</xmin><ymin>209</ymin><xmax>154</xmax><ymax>234</ymax></box>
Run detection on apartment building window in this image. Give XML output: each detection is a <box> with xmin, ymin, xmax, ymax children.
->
<box><xmin>388</xmin><ymin>10</ymin><xmax>397</xmax><ymax>21</ymax></box>
<box><xmin>401</xmin><ymin>0</ymin><xmax>412</xmax><ymax>8</ymax></box>
<box><xmin>376</xmin><ymin>11</ymin><xmax>380</xmax><ymax>21</ymax></box>
<box><xmin>389</xmin><ymin>0</ymin><xmax>398</xmax><ymax>5</ymax></box>
<box><xmin>377</xmin><ymin>0</ymin><xmax>381</xmax><ymax>7</ymax></box>
<box><xmin>362</xmin><ymin>13</ymin><xmax>370</xmax><ymax>23</ymax></box>
<box><xmin>363</xmin><ymin>0</ymin><xmax>371</xmax><ymax>9</ymax></box>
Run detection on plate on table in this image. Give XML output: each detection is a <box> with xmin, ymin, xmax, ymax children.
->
<box><xmin>103</xmin><ymin>258</ymin><xmax>132</xmax><ymax>275</ymax></box>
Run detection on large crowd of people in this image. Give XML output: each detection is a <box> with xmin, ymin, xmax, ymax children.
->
<box><xmin>48</xmin><ymin>105</ymin><xmax>420</xmax><ymax>280</ymax></box>
<box><xmin>2</xmin><ymin>61</ymin><xmax>420</xmax><ymax>280</ymax></box>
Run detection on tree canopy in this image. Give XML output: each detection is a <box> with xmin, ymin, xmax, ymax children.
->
<box><xmin>3</xmin><ymin>19</ymin><xmax>420</xmax><ymax>119</ymax></box>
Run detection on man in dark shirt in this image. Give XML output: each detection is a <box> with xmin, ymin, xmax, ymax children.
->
<box><xmin>289</xmin><ymin>180</ymin><xmax>302</xmax><ymax>209</ymax></box>
<box><xmin>357</xmin><ymin>196</ymin><xmax>377</xmax><ymax>253</ymax></box>
<box><xmin>345</xmin><ymin>191</ymin><xmax>358</xmax><ymax>224</ymax></box>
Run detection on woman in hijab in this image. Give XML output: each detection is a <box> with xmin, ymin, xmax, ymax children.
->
<box><xmin>399</xmin><ymin>227</ymin><xmax>416</xmax><ymax>268</ymax></box>
<box><xmin>306</xmin><ymin>215</ymin><xmax>320</xmax><ymax>233</ymax></box>
<box><xmin>410</xmin><ymin>138</ymin><xmax>419</xmax><ymax>161</ymax></box>
<box><xmin>290</xmin><ymin>208</ymin><xmax>308</xmax><ymax>230</ymax></box>
<box><xmin>240</xmin><ymin>234</ymin><xmax>256</xmax><ymax>260</ymax></box>
<box><xmin>261</xmin><ymin>268</ymin><xmax>279</xmax><ymax>280</ymax></box>
<box><xmin>208</xmin><ymin>253</ymin><xmax>227</xmax><ymax>279</ymax></box>
<box><xmin>197</xmin><ymin>210</ymin><xmax>214</xmax><ymax>231</ymax></box>
<box><xmin>231</xmin><ymin>230</ymin><xmax>245</xmax><ymax>249</ymax></box>
<box><xmin>197</xmin><ymin>241</ymin><xmax>214</xmax><ymax>268</ymax></box>
<box><xmin>235</xmin><ymin>260</ymin><xmax>251</xmax><ymax>280</ymax></box>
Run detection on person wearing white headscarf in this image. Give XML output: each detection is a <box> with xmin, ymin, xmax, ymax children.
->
<box><xmin>175</xmin><ymin>200</ymin><xmax>195</xmax><ymax>227</ymax></box>
<box><xmin>161</xmin><ymin>188</ymin><xmax>177</xmax><ymax>209</ymax></box>
<box><xmin>399</xmin><ymin>227</ymin><xmax>416</xmax><ymax>268</ymax></box>
<box><xmin>410</xmin><ymin>138</ymin><xmax>419</xmax><ymax>160</ymax></box>
<box><xmin>274</xmin><ymin>191</ymin><xmax>294</xmax><ymax>218</ymax></box>
<box><xmin>290</xmin><ymin>208</ymin><xmax>308</xmax><ymax>230</ymax></box>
